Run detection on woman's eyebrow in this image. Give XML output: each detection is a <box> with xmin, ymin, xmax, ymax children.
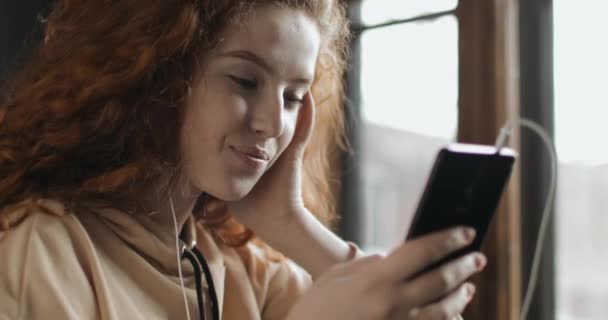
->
<box><xmin>219</xmin><ymin>49</ymin><xmax>312</xmax><ymax>85</ymax></box>
<box><xmin>220</xmin><ymin>50</ymin><xmax>274</xmax><ymax>74</ymax></box>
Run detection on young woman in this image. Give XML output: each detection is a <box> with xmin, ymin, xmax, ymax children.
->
<box><xmin>0</xmin><ymin>1</ymin><xmax>485</xmax><ymax>319</ymax></box>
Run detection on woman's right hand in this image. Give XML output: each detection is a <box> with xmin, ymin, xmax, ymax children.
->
<box><xmin>286</xmin><ymin>226</ymin><xmax>486</xmax><ymax>320</ymax></box>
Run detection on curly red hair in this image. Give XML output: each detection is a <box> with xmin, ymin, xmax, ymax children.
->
<box><xmin>0</xmin><ymin>0</ymin><xmax>350</xmax><ymax>245</ymax></box>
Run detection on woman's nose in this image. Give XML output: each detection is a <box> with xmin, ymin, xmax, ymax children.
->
<box><xmin>250</xmin><ymin>91</ymin><xmax>284</xmax><ymax>138</ymax></box>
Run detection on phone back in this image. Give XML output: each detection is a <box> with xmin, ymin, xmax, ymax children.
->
<box><xmin>406</xmin><ymin>144</ymin><xmax>516</xmax><ymax>256</ymax></box>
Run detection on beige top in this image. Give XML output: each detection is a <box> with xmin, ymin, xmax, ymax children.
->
<box><xmin>0</xmin><ymin>199</ymin><xmax>311</xmax><ymax>320</ymax></box>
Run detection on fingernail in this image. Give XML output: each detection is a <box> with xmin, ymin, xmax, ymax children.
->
<box><xmin>465</xmin><ymin>284</ymin><xmax>476</xmax><ymax>301</ymax></box>
<box><xmin>474</xmin><ymin>254</ymin><xmax>487</xmax><ymax>270</ymax></box>
<box><xmin>463</xmin><ymin>227</ymin><xmax>476</xmax><ymax>243</ymax></box>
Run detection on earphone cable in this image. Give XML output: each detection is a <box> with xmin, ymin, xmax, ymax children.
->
<box><xmin>170</xmin><ymin>196</ymin><xmax>193</xmax><ymax>320</ymax></box>
<box><xmin>495</xmin><ymin>118</ymin><xmax>557</xmax><ymax>320</ymax></box>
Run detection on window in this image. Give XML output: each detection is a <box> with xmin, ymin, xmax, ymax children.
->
<box><xmin>343</xmin><ymin>1</ymin><xmax>521</xmax><ymax>318</ymax></box>
<box><xmin>361</xmin><ymin>0</ymin><xmax>458</xmax><ymax>25</ymax></box>
<box><xmin>357</xmin><ymin>2</ymin><xmax>459</xmax><ymax>251</ymax></box>
<box><xmin>554</xmin><ymin>1</ymin><xmax>608</xmax><ymax>319</ymax></box>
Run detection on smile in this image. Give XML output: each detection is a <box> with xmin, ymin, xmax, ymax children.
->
<box><xmin>229</xmin><ymin>145</ymin><xmax>270</xmax><ymax>171</ymax></box>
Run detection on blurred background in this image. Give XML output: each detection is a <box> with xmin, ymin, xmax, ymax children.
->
<box><xmin>338</xmin><ymin>1</ymin><xmax>607</xmax><ymax>319</ymax></box>
<box><xmin>1</xmin><ymin>0</ymin><xmax>606</xmax><ymax>319</ymax></box>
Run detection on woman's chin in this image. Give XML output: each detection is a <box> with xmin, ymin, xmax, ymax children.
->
<box><xmin>207</xmin><ymin>181</ymin><xmax>255</xmax><ymax>202</ymax></box>
<box><xmin>217</xmin><ymin>191</ymin><xmax>247</xmax><ymax>202</ymax></box>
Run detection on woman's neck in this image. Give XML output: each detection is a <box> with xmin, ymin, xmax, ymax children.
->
<box><xmin>133</xmin><ymin>183</ymin><xmax>201</xmax><ymax>246</ymax></box>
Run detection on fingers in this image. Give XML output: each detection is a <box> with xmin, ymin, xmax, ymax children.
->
<box><xmin>408</xmin><ymin>282</ymin><xmax>475</xmax><ymax>320</ymax></box>
<box><xmin>286</xmin><ymin>91</ymin><xmax>315</xmax><ymax>157</ymax></box>
<box><xmin>382</xmin><ymin>226</ymin><xmax>476</xmax><ymax>280</ymax></box>
<box><xmin>401</xmin><ymin>252</ymin><xmax>486</xmax><ymax>307</ymax></box>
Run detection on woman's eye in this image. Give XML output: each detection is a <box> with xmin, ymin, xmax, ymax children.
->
<box><xmin>285</xmin><ymin>94</ymin><xmax>304</xmax><ymax>108</ymax></box>
<box><xmin>229</xmin><ymin>75</ymin><xmax>258</xmax><ymax>90</ymax></box>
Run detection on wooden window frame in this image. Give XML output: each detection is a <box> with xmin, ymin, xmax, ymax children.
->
<box><xmin>457</xmin><ymin>0</ymin><xmax>522</xmax><ymax>319</ymax></box>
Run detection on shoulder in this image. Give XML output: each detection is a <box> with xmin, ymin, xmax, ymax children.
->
<box><xmin>0</xmin><ymin>199</ymin><xmax>83</xmax><ymax>252</ymax></box>
<box><xmin>0</xmin><ymin>198</ymin><xmax>88</xmax><ymax>276</ymax></box>
<box><xmin>0</xmin><ymin>198</ymin><xmax>96</xmax><ymax>318</ymax></box>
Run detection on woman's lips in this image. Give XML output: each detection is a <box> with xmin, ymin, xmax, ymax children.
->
<box><xmin>229</xmin><ymin>145</ymin><xmax>270</xmax><ymax>171</ymax></box>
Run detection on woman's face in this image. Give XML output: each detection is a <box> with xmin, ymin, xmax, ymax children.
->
<box><xmin>180</xmin><ymin>5</ymin><xmax>320</xmax><ymax>201</ymax></box>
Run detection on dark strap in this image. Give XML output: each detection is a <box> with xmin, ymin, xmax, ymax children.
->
<box><xmin>182</xmin><ymin>249</ymin><xmax>206</xmax><ymax>320</ymax></box>
<box><xmin>193</xmin><ymin>246</ymin><xmax>220</xmax><ymax>320</ymax></box>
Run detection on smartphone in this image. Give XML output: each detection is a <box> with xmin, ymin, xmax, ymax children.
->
<box><xmin>405</xmin><ymin>143</ymin><xmax>517</xmax><ymax>270</ymax></box>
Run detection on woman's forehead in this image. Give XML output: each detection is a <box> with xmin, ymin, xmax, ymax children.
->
<box><xmin>218</xmin><ymin>6</ymin><xmax>319</xmax><ymax>49</ymax></box>
<box><xmin>210</xmin><ymin>5</ymin><xmax>320</xmax><ymax>77</ymax></box>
